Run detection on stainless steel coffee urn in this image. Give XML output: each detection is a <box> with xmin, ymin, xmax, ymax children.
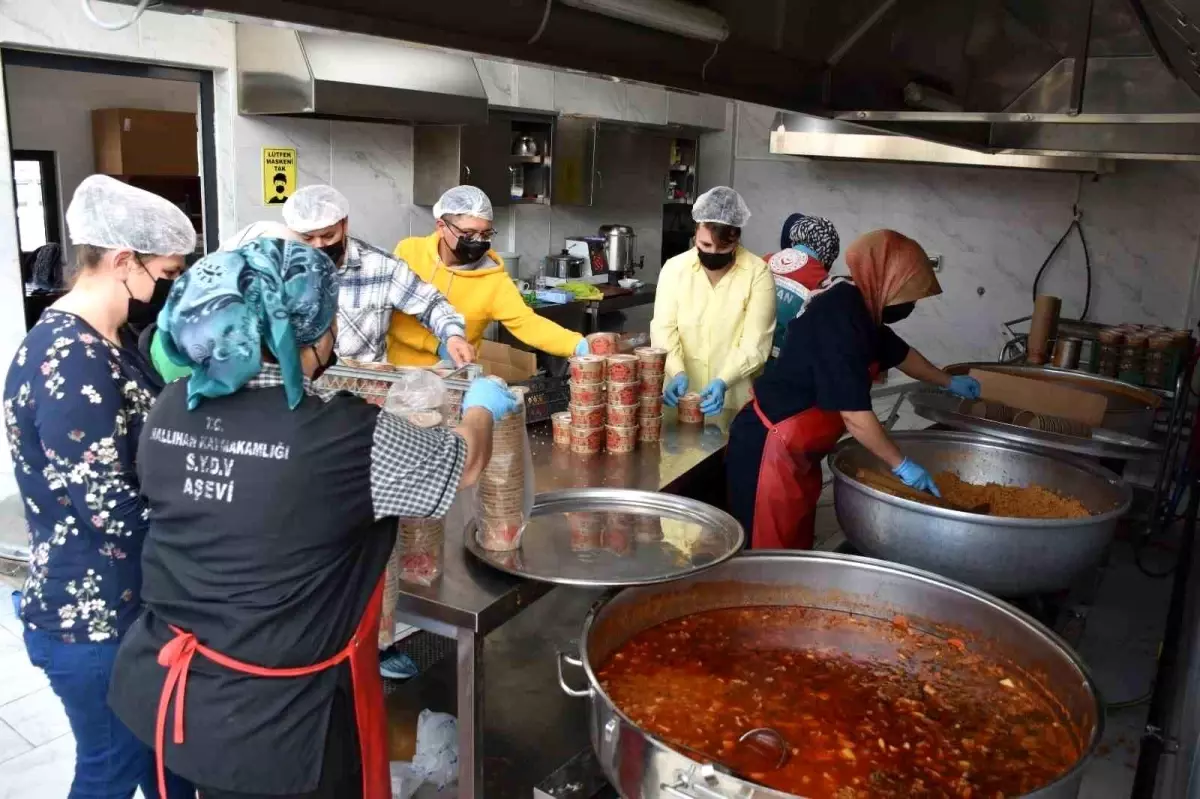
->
<box><xmin>599</xmin><ymin>224</ymin><xmax>636</xmax><ymax>285</ymax></box>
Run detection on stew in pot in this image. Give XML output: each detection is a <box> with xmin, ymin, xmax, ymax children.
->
<box><xmin>597</xmin><ymin>606</ymin><xmax>1082</xmax><ymax>798</ymax></box>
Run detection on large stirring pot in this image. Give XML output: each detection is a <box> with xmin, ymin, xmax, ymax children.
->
<box><xmin>557</xmin><ymin>552</ymin><xmax>1102</xmax><ymax>798</ymax></box>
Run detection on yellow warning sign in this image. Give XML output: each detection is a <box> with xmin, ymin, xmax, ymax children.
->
<box><xmin>262</xmin><ymin>147</ymin><xmax>296</xmax><ymax>205</ymax></box>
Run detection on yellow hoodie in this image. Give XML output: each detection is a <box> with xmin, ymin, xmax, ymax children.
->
<box><xmin>387</xmin><ymin>232</ymin><xmax>584</xmax><ymax>366</ymax></box>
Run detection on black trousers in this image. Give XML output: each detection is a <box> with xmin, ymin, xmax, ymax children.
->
<box><xmin>197</xmin><ymin>690</ymin><xmax>362</xmax><ymax>799</ymax></box>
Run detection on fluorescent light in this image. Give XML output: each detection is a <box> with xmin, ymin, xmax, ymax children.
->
<box><xmin>559</xmin><ymin>0</ymin><xmax>729</xmax><ymax>43</ymax></box>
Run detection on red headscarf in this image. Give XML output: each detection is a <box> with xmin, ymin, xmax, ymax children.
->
<box><xmin>844</xmin><ymin>230</ymin><xmax>941</xmax><ymax>324</ymax></box>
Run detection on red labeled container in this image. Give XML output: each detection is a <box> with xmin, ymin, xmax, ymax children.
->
<box><xmin>607</xmin><ymin>380</ymin><xmax>640</xmax><ymax>407</ymax></box>
<box><xmin>678</xmin><ymin>393</ymin><xmax>704</xmax><ymax>424</ymax></box>
<box><xmin>551</xmin><ymin>411</ymin><xmax>572</xmax><ymax>448</ymax></box>
<box><xmin>569</xmin><ymin>403</ymin><xmax>606</xmax><ymax>428</ymax></box>
<box><xmin>570</xmin><ymin>381</ymin><xmax>606</xmax><ymax>406</ymax></box>
<box><xmin>606</xmin><ymin>424</ymin><xmax>639</xmax><ymax>454</ymax></box>
<box><xmin>606</xmin><ymin>403</ymin><xmax>640</xmax><ymax>427</ymax></box>
<box><xmin>639</xmin><ymin>413</ymin><xmax>663</xmax><ymax>442</ymax></box>
<box><xmin>605</xmin><ymin>354</ymin><xmax>640</xmax><ymax>382</ymax></box>
<box><xmin>586</xmin><ymin>332</ymin><xmax>619</xmax><ymax>356</ymax></box>
<box><xmin>640</xmin><ymin>372</ymin><xmax>666</xmax><ymax>396</ymax></box>
<box><xmin>639</xmin><ymin>394</ymin><xmax>664</xmax><ymax>417</ymax></box>
<box><xmin>570</xmin><ymin>426</ymin><xmax>604</xmax><ymax>454</ymax></box>
<box><xmin>633</xmin><ymin>346</ymin><xmax>668</xmax><ymax>373</ymax></box>
<box><xmin>569</xmin><ymin>355</ymin><xmax>607</xmax><ymax>383</ymax></box>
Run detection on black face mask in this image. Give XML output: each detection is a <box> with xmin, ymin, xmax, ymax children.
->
<box><xmin>453</xmin><ymin>237</ymin><xmax>491</xmax><ymax>265</ymax></box>
<box><xmin>881</xmin><ymin>301</ymin><xmax>916</xmax><ymax>324</ymax></box>
<box><xmin>310</xmin><ymin>343</ymin><xmax>338</xmax><ymax>381</ymax></box>
<box><xmin>319</xmin><ymin>240</ymin><xmax>346</xmax><ymax>267</ymax></box>
<box><xmin>697</xmin><ymin>249</ymin><xmax>735</xmax><ymax>270</ymax></box>
<box><xmin>126</xmin><ymin>268</ymin><xmax>174</xmax><ymax>328</ymax></box>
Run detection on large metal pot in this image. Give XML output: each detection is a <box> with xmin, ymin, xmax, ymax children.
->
<box><xmin>946</xmin><ymin>362</ymin><xmax>1161</xmax><ymax>438</ymax></box>
<box><xmin>557</xmin><ymin>551</ymin><xmax>1102</xmax><ymax>798</ymax></box>
<box><xmin>830</xmin><ymin>431</ymin><xmax>1131</xmax><ymax>596</ymax></box>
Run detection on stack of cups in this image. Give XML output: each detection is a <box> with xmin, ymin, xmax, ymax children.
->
<box><xmin>550</xmin><ymin>411</ymin><xmax>572</xmax><ymax>448</ymax></box>
<box><xmin>568</xmin><ymin>355</ymin><xmax>607</xmax><ymax>455</ymax></box>
<box><xmin>605</xmin><ymin>354</ymin><xmax>641</xmax><ymax>453</ymax></box>
<box><xmin>634</xmin><ymin>347</ymin><xmax>667</xmax><ymax>442</ymax></box>
<box><xmin>475</xmin><ymin>386</ymin><xmax>529</xmax><ymax>551</ymax></box>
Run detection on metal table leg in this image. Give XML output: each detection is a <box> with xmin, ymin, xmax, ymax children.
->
<box><xmin>457</xmin><ymin>627</ymin><xmax>484</xmax><ymax>799</ymax></box>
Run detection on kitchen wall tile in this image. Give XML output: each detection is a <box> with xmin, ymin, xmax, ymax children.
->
<box><xmin>330</xmin><ymin>122</ymin><xmax>414</xmax><ymax>249</ymax></box>
<box><xmin>473</xmin><ymin>59</ymin><xmax>516</xmax><ymax>108</ymax></box>
<box><xmin>233</xmin><ymin>115</ymin><xmax>332</xmax><ymax>156</ymax></box>
<box><xmin>211</xmin><ymin>69</ymin><xmax>239</xmax><ymax>244</ymax></box>
<box><xmin>704</xmin><ymin>98</ymin><xmax>731</xmax><ymax>132</ymax></box>
<box><xmin>625</xmin><ymin>84</ymin><xmax>668</xmax><ymax>126</ymax></box>
<box><xmin>554</xmin><ymin>73</ymin><xmax>625</xmax><ymax>121</ymax></box>
<box><xmin>515</xmin><ymin>66</ymin><xmax>555</xmax><ymax>112</ymax></box>
<box><xmin>138</xmin><ymin>8</ymin><xmax>235</xmax><ymax>67</ymax></box>
<box><xmin>233</xmin><ymin>141</ymin><xmax>331</xmax><ymax>231</ymax></box>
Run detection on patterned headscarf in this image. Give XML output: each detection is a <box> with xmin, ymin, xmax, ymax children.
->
<box><xmin>781</xmin><ymin>213</ymin><xmax>840</xmax><ymax>267</ymax></box>
<box><xmin>844</xmin><ymin>230</ymin><xmax>941</xmax><ymax>324</ymax></box>
<box><xmin>158</xmin><ymin>238</ymin><xmax>338</xmax><ymax>410</ymax></box>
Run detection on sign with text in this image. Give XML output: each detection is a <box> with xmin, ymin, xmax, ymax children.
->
<box><xmin>262</xmin><ymin>147</ymin><xmax>297</xmax><ymax>205</ymax></box>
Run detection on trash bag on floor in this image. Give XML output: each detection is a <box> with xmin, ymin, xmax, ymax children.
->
<box><xmin>389</xmin><ymin>710</ymin><xmax>458</xmax><ymax>798</ymax></box>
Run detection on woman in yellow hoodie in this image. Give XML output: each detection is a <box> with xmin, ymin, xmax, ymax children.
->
<box><xmin>388</xmin><ymin>186</ymin><xmax>588</xmax><ymax>365</ymax></box>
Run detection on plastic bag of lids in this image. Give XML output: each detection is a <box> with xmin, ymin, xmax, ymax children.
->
<box><xmin>390</xmin><ymin>710</ymin><xmax>459</xmax><ymax>799</ymax></box>
<box><xmin>472</xmin><ymin>376</ymin><xmax>535</xmax><ymax>553</ymax></box>
<box><xmin>385</xmin><ymin>368</ymin><xmax>448</xmax><ymax>426</ymax></box>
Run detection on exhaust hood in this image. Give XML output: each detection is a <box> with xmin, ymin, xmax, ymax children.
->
<box><xmin>235</xmin><ymin>22</ymin><xmax>488</xmax><ymax>125</ymax></box>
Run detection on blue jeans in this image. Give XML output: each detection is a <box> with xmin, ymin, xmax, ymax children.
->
<box><xmin>24</xmin><ymin>628</ymin><xmax>195</xmax><ymax>799</ymax></box>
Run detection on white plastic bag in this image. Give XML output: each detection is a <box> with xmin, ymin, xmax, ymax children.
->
<box><xmin>385</xmin><ymin>368</ymin><xmax>448</xmax><ymax>419</ymax></box>
<box><xmin>413</xmin><ymin>710</ymin><xmax>458</xmax><ymax>788</ymax></box>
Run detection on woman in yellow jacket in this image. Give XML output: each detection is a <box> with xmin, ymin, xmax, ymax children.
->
<box><xmin>388</xmin><ymin>186</ymin><xmax>587</xmax><ymax>365</ymax></box>
<box><xmin>652</xmin><ymin>186</ymin><xmax>776</xmax><ymax>417</ymax></box>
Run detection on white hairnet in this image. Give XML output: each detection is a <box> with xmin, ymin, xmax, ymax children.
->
<box><xmin>66</xmin><ymin>175</ymin><xmax>196</xmax><ymax>255</ymax></box>
<box><xmin>219</xmin><ymin>221</ymin><xmax>303</xmax><ymax>252</ymax></box>
<box><xmin>692</xmin><ymin>186</ymin><xmax>751</xmax><ymax>227</ymax></box>
<box><xmin>433</xmin><ymin>185</ymin><xmax>493</xmax><ymax>221</ymax></box>
<box><xmin>282</xmin><ymin>185</ymin><xmax>350</xmax><ymax>233</ymax></box>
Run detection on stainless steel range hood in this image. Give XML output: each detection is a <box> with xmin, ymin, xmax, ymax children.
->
<box><xmin>235</xmin><ymin>23</ymin><xmax>488</xmax><ymax>125</ymax></box>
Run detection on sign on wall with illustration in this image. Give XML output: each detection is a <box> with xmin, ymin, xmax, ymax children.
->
<box><xmin>262</xmin><ymin>147</ymin><xmax>297</xmax><ymax>205</ymax></box>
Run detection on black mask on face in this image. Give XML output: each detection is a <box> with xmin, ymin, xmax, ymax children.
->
<box><xmin>453</xmin><ymin>236</ymin><xmax>491</xmax><ymax>265</ymax></box>
<box><xmin>697</xmin><ymin>249</ymin><xmax>735</xmax><ymax>270</ymax></box>
<box><xmin>310</xmin><ymin>341</ymin><xmax>338</xmax><ymax>381</ymax></box>
<box><xmin>125</xmin><ymin>258</ymin><xmax>174</xmax><ymax>327</ymax></box>
<box><xmin>319</xmin><ymin>239</ymin><xmax>346</xmax><ymax>267</ymax></box>
<box><xmin>881</xmin><ymin>301</ymin><xmax>916</xmax><ymax>324</ymax></box>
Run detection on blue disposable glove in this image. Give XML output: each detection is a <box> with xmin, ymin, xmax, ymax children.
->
<box><xmin>699</xmin><ymin>379</ymin><xmax>727</xmax><ymax>416</ymax></box>
<box><xmin>574</xmin><ymin>338</ymin><xmax>590</xmax><ymax>356</ymax></box>
<box><xmin>892</xmin><ymin>458</ymin><xmax>941</xmax><ymax>497</ymax></box>
<box><xmin>463</xmin><ymin>379</ymin><xmax>520</xmax><ymax>422</ymax></box>
<box><xmin>663</xmin><ymin>373</ymin><xmax>689</xmax><ymax>407</ymax></box>
<box><xmin>947</xmin><ymin>375</ymin><xmax>981</xmax><ymax>400</ymax></box>
<box><xmin>437</xmin><ymin>341</ymin><xmax>451</xmax><ymax>362</ymax></box>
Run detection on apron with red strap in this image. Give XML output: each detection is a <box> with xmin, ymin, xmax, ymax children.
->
<box><xmin>749</xmin><ymin>363</ymin><xmax>879</xmax><ymax>550</ymax></box>
<box><xmin>153</xmin><ymin>577</ymin><xmax>389</xmax><ymax>799</ymax></box>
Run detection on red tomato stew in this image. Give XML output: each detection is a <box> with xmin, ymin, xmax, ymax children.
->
<box><xmin>596</xmin><ymin>606</ymin><xmax>1083</xmax><ymax>798</ymax></box>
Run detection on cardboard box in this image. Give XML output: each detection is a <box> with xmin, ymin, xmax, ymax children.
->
<box><xmin>478</xmin><ymin>340</ymin><xmax>538</xmax><ymax>383</ymax></box>
<box><xmin>969</xmin><ymin>368</ymin><xmax>1108</xmax><ymax>427</ymax></box>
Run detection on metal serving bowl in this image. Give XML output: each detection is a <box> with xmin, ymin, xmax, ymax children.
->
<box><xmin>557</xmin><ymin>551</ymin><xmax>1102</xmax><ymax>799</ymax></box>
<box><xmin>830</xmin><ymin>431</ymin><xmax>1131</xmax><ymax>596</ymax></box>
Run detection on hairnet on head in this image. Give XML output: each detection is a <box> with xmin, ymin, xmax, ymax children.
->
<box><xmin>158</xmin><ymin>238</ymin><xmax>339</xmax><ymax>411</ymax></box>
<box><xmin>66</xmin><ymin>175</ymin><xmax>196</xmax><ymax>256</ymax></box>
<box><xmin>693</xmin><ymin>186</ymin><xmax>751</xmax><ymax>228</ymax></box>
<box><xmin>433</xmin><ymin>185</ymin><xmax>493</xmax><ymax>221</ymax></box>
<box><xmin>282</xmin><ymin>185</ymin><xmax>350</xmax><ymax>233</ymax></box>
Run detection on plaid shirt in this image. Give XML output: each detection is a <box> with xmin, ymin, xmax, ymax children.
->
<box><xmin>335</xmin><ymin>237</ymin><xmax>466</xmax><ymax>363</ymax></box>
<box><xmin>248</xmin><ymin>364</ymin><xmax>465</xmax><ymax>520</ymax></box>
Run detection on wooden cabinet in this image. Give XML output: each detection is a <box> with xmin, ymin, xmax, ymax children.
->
<box><xmin>92</xmin><ymin>108</ymin><xmax>198</xmax><ymax>177</ymax></box>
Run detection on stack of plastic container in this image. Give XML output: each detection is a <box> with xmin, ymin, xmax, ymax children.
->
<box><xmin>568</xmin><ymin>355</ymin><xmax>607</xmax><ymax>454</ymax></box>
<box><xmin>605</xmin><ymin>354</ymin><xmax>640</xmax><ymax>453</ymax></box>
<box><xmin>475</xmin><ymin>385</ymin><xmax>530</xmax><ymax>550</ymax></box>
<box><xmin>635</xmin><ymin>347</ymin><xmax>667</xmax><ymax>440</ymax></box>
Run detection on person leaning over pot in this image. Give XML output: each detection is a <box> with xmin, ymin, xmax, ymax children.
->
<box><xmin>651</xmin><ymin>186</ymin><xmax>776</xmax><ymax>417</ymax></box>
<box><xmin>107</xmin><ymin>237</ymin><xmax>515</xmax><ymax>799</ymax></box>
<box><xmin>3</xmin><ymin>174</ymin><xmax>197</xmax><ymax>798</ymax></box>
<box><xmin>725</xmin><ymin>229</ymin><xmax>982</xmax><ymax>551</ymax></box>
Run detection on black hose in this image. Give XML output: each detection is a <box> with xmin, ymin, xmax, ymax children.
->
<box><xmin>1031</xmin><ymin>206</ymin><xmax>1093</xmax><ymax>321</ymax></box>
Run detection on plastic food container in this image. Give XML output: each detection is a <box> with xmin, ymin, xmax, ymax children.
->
<box><xmin>639</xmin><ymin>372</ymin><xmax>666</xmax><ymax>396</ymax></box>
<box><xmin>396</xmin><ymin>518</ymin><xmax>444</xmax><ymax>586</ymax></box>
<box><xmin>586</xmin><ymin>332</ymin><xmax>619</xmax><ymax>355</ymax></box>
<box><xmin>569</xmin><ymin>403</ymin><xmax>606</xmax><ymax>428</ymax></box>
<box><xmin>568</xmin><ymin>355</ymin><xmax>607</xmax><ymax>383</ymax></box>
<box><xmin>633</xmin><ymin>346</ymin><xmax>668</xmax><ymax>373</ymax></box>
<box><xmin>639</xmin><ymin>394</ymin><xmax>663</xmax><ymax>417</ymax></box>
<box><xmin>607</xmin><ymin>381</ymin><xmax>640</xmax><ymax>406</ymax></box>
<box><xmin>475</xmin><ymin>387</ymin><xmax>531</xmax><ymax>552</ymax></box>
<box><xmin>570</xmin><ymin>426</ymin><xmax>604</xmax><ymax>454</ymax></box>
<box><xmin>551</xmin><ymin>411</ymin><xmax>572</xmax><ymax>448</ymax></box>
<box><xmin>606</xmin><ymin>424</ymin><xmax>639</xmax><ymax>454</ymax></box>
<box><xmin>639</xmin><ymin>413</ymin><xmax>664</xmax><ymax>442</ymax></box>
<box><xmin>678</xmin><ymin>393</ymin><xmax>704</xmax><ymax>424</ymax></box>
<box><xmin>606</xmin><ymin>403</ymin><xmax>640</xmax><ymax>427</ymax></box>
<box><xmin>605</xmin><ymin>354</ymin><xmax>640</xmax><ymax>382</ymax></box>
<box><xmin>569</xmin><ymin>381</ymin><xmax>606</xmax><ymax>405</ymax></box>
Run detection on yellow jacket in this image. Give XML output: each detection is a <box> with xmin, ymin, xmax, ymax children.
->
<box><xmin>387</xmin><ymin>232</ymin><xmax>584</xmax><ymax>366</ymax></box>
<box><xmin>650</xmin><ymin>245</ymin><xmax>776</xmax><ymax>413</ymax></box>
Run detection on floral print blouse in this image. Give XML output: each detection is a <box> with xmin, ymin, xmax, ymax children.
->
<box><xmin>4</xmin><ymin>310</ymin><xmax>159</xmax><ymax>642</ymax></box>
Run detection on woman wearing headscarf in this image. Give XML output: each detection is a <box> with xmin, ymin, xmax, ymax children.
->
<box><xmin>3</xmin><ymin>175</ymin><xmax>196</xmax><ymax>798</ymax></box>
<box><xmin>765</xmin><ymin>213</ymin><xmax>840</xmax><ymax>357</ymax></box>
<box><xmin>651</xmin><ymin>186</ymin><xmax>776</xmax><ymax>418</ymax></box>
<box><xmin>106</xmin><ymin>238</ymin><xmax>516</xmax><ymax>799</ymax></box>
<box><xmin>726</xmin><ymin>230</ymin><xmax>981</xmax><ymax>550</ymax></box>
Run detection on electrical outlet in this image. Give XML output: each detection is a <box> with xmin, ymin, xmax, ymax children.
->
<box><xmin>929</xmin><ymin>254</ymin><xmax>943</xmax><ymax>272</ymax></box>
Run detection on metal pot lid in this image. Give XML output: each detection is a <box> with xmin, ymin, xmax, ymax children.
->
<box><xmin>908</xmin><ymin>388</ymin><xmax>1160</xmax><ymax>461</ymax></box>
<box><xmin>464</xmin><ymin>488</ymin><xmax>744</xmax><ymax>587</ymax></box>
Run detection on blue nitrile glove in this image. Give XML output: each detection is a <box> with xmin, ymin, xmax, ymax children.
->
<box><xmin>892</xmin><ymin>458</ymin><xmax>942</xmax><ymax>497</ymax></box>
<box><xmin>699</xmin><ymin>379</ymin><xmax>727</xmax><ymax>416</ymax></box>
<box><xmin>463</xmin><ymin>379</ymin><xmax>520</xmax><ymax>422</ymax></box>
<box><xmin>574</xmin><ymin>338</ymin><xmax>590</xmax><ymax>356</ymax></box>
<box><xmin>947</xmin><ymin>375</ymin><xmax>981</xmax><ymax>400</ymax></box>
<box><xmin>663</xmin><ymin>373</ymin><xmax>689</xmax><ymax>407</ymax></box>
<box><xmin>437</xmin><ymin>341</ymin><xmax>451</xmax><ymax>362</ymax></box>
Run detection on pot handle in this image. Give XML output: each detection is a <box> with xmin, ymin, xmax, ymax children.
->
<box><xmin>659</xmin><ymin>778</ymin><xmax>732</xmax><ymax>799</ymax></box>
<box><xmin>556</xmin><ymin>649</ymin><xmax>592</xmax><ymax>698</ymax></box>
